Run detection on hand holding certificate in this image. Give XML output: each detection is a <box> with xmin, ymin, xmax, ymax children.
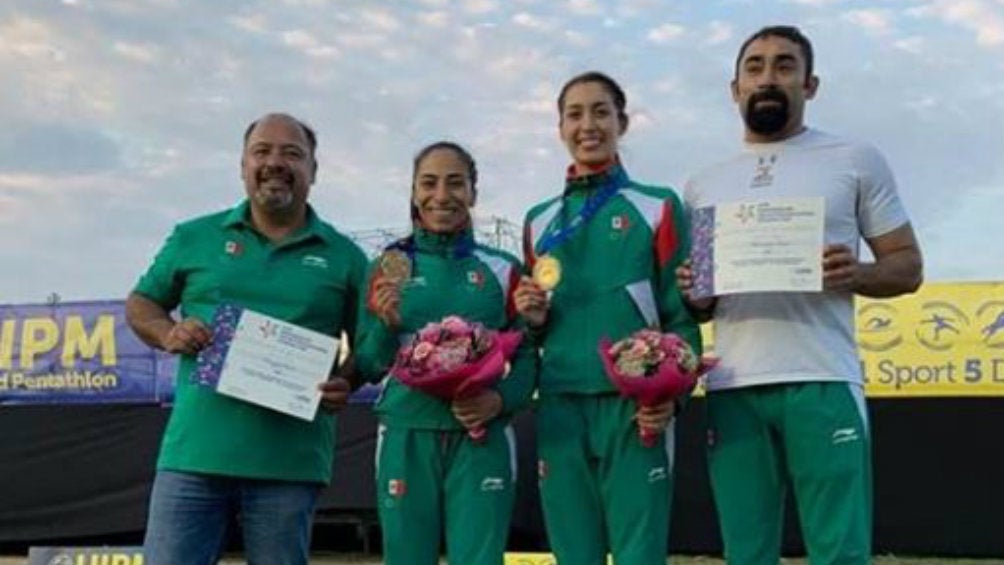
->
<box><xmin>195</xmin><ymin>304</ymin><xmax>339</xmax><ymax>421</ymax></box>
<box><xmin>691</xmin><ymin>197</ymin><xmax>825</xmax><ymax>298</ymax></box>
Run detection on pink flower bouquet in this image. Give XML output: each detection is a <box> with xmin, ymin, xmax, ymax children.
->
<box><xmin>599</xmin><ymin>329</ymin><xmax>715</xmax><ymax>447</ymax></box>
<box><xmin>390</xmin><ymin>315</ymin><xmax>523</xmax><ymax>442</ymax></box>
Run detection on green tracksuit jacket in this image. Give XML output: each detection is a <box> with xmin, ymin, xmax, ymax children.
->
<box><xmin>523</xmin><ymin>163</ymin><xmax>702</xmax><ymax>393</ymax></box>
<box><xmin>354</xmin><ymin>227</ymin><xmax>536</xmax><ymax>423</ymax></box>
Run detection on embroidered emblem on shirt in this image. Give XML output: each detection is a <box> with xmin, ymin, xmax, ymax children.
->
<box><xmin>480</xmin><ymin>477</ymin><xmax>506</xmax><ymax>492</ymax></box>
<box><xmin>611</xmin><ymin>214</ymin><xmax>630</xmax><ymax>231</ymax></box>
<box><xmin>467</xmin><ymin>269</ymin><xmax>484</xmax><ymax>288</ymax></box>
<box><xmin>224</xmin><ymin>240</ymin><xmax>243</xmax><ymax>256</ymax></box>
<box><xmin>832</xmin><ymin>428</ymin><xmax>860</xmax><ymax>444</ymax></box>
<box><xmin>302</xmin><ymin>255</ymin><xmax>329</xmax><ymax>269</ymax></box>
<box><xmin>388</xmin><ymin>479</ymin><xmax>407</xmax><ymax>497</ymax></box>
<box><xmin>647</xmin><ymin>467</ymin><xmax>668</xmax><ymax>483</ymax></box>
<box><xmin>750</xmin><ymin>153</ymin><xmax>778</xmax><ymax>188</ymax></box>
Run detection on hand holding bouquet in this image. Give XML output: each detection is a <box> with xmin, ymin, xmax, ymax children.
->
<box><xmin>390</xmin><ymin>316</ymin><xmax>522</xmax><ymax>442</ymax></box>
<box><xmin>599</xmin><ymin>329</ymin><xmax>715</xmax><ymax>447</ymax></box>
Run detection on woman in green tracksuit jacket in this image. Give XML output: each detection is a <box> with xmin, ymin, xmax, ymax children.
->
<box><xmin>354</xmin><ymin>141</ymin><xmax>537</xmax><ymax>565</ymax></box>
<box><xmin>513</xmin><ymin>72</ymin><xmax>703</xmax><ymax>565</ymax></box>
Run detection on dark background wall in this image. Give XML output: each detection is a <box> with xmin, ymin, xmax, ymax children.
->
<box><xmin>0</xmin><ymin>399</ymin><xmax>1001</xmax><ymax>557</ymax></box>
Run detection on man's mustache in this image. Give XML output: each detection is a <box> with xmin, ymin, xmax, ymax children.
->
<box><xmin>749</xmin><ymin>89</ymin><xmax>788</xmax><ymax>107</ymax></box>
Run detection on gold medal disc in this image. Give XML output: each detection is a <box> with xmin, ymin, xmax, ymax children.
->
<box><xmin>379</xmin><ymin>250</ymin><xmax>412</xmax><ymax>283</ymax></box>
<box><xmin>532</xmin><ymin>255</ymin><xmax>562</xmax><ymax>291</ymax></box>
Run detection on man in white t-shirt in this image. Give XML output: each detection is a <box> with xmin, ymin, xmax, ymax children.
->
<box><xmin>678</xmin><ymin>25</ymin><xmax>923</xmax><ymax>565</ymax></box>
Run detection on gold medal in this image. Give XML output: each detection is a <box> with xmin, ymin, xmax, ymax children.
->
<box><xmin>379</xmin><ymin>250</ymin><xmax>412</xmax><ymax>283</ymax></box>
<box><xmin>532</xmin><ymin>255</ymin><xmax>562</xmax><ymax>291</ymax></box>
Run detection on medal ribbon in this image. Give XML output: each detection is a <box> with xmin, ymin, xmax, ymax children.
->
<box><xmin>536</xmin><ymin>166</ymin><xmax>628</xmax><ymax>256</ymax></box>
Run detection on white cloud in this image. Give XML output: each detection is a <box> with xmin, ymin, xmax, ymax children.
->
<box><xmin>653</xmin><ymin>77</ymin><xmax>681</xmax><ymax>94</ymax></box>
<box><xmin>359</xmin><ymin>8</ymin><xmax>401</xmax><ymax>32</ymax></box>
<box><xmin>911</xmin><ymin>0</ymin><xmax>1004</xmax><ymax>46</ymax></box>
<box><xmin>462</xmin><ymin>0</ymin><xmax>500</xmax><ymax>15</ymax></box>
<box><xmin>229</xmin><ymin>13</ymin><xmax>268</xmax><ymax>34</ymax></box>
<box><xmin>338</xmin><ymin>33</ymin><xmax>388</xmax><ymax>50</ymax></box>
<box><xmin>629</xmin><ymin>110</ymin><xmax>655</xmax><ymax>131</ymax></box>
<box><xmin>282</xmin><ymin>29</ymin><xmax>341</xmax><ymax>58</ymax></box>
<box><xmin>705</xmin><ymin>20</ymin><xmax>733</xmax><ymax>45</ymax></box>
<box><xmin>788</xmin><ymin>0</ymin><xmax>846</xmax><ymax>5</ymax></box>
<box><xmin>417</xmin><ymin>11</ymin><xmax>450</xmax><ymax>28</ymax></box>
<box><xmin>515</xmin><ymin>83</ymin><xmax>555</xmax><ymax>115</ymax></box>
<box><xmin>842</xmin><ymin>9</ymin><xmax>894</xmax><ymax>35</ymax></box>
<box><xmin>647</xmin><ymin>23</ymin><xmax>685</xmax><ymax>44</ymax></box>
<box><xmin>1</xmin><ymin>17</ymin><xmax>67</xmax><ymax>62</ymax></box>
<box><xmin>564</xmin><ymin>30</ymin><xmax>593</xmax><ymax>47</ymax></box>
<box><xmin>566</xmin><ymin>0</ymin><xmax>603</xmax><ymax>16</ymax></box>
<box><xmin>512</xmin><ymin>12</ymin><xmax>554</xmax><ymax>32</ymax></box>
<box><xmin>112</xmin><ymin>41</ymin><xmax>159</xmax><ymax>64</ymax></box>
<box><xmin>894</xmin><ymin>36</ymin><xmax>925</xmax><ymax>54</ymax></box>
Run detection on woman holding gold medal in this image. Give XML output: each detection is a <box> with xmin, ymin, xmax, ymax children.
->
<box><xmin>514</xmin><ymin>72</ymin><xmax>702</xmax><ymax>565</ymax></box>
<box><xmin>353</xmin><ymin>141</ymin><xmax>536</xmax><ymax>565</ymax></box>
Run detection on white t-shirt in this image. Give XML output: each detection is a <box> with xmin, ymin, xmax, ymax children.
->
<box><xmin>684</xmin><ymin>128</ymin><xmax>910</xmax><ymax>391</ymax></box>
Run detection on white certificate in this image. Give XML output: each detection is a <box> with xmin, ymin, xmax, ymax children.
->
<box><xmin>215</xmin><ymin>309</ymin><xmax>338</xmax><ymax>421</ymax></box>
<box><xmin>691</xmin><ymin>197</ymin><xmax>824</xmax><ymax>298</ymax></box>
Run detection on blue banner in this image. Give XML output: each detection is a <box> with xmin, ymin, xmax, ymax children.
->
<box><xmin>0</xmin><ymin>300</ymin><xmax>175</xmax><ymax>404</ymax></box>
<box><xmin>0</xmin><ymin>299</ymin><xmax>380</xmax><ymax>406</ymax></box>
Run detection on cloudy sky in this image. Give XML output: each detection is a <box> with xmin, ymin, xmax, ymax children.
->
<box><xmin>1</xmin><ymin>0</ymin><xmax>1002</xmax><ymax>304</ymax></box>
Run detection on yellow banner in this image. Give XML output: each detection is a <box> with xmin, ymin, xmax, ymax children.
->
<box><xmin>857</xmin><ymin>281</ymin><xmax>1004</xmax><ymax>397</ymax></box>
<box><xmin>695</xmin><ymin>282</ymin><xmax>1004</xmax><ymax>397</ymax></box>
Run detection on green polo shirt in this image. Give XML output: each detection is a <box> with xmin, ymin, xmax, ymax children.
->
<box><xmin>134</xmin><ymin>200</ymin><xmax>367</xmax><ymax>483</ymax></box>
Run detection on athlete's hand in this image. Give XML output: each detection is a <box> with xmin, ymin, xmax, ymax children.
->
<box><xmin>371</xmin><ymin>277</ymin><xmax>403</xmax><ymax>329</ymax></box>
<box><xmin>452</xmin><ymin>390</ymin><xmax>503</xmax><ymax>430</ymax></box>
<box><xmin>160</xmin><ymin>317</ymin><xmax>212</xmax><ymax>355</ymax></box>
<box><xmin>318</xmin><ymin>377</ymin><xmax>352</xmax><ymax>412</ymax></box>
<box><xmin>636</xmin><ymin>398</ymin><xmax>676</xmax><ymax>435</ymax></box>
<box><xmin>675</xmin><ymin>260</ymin><xmax>715</xmax><ymax>311</ymax></box>
<box><xmin>514</xmin><ymin>276</ymin><xmax>549</xmax><ymax>328</ymax></box>
<box><xmin>823</xmin><ymin>244</ymin><xmax>859</xmax><ymax>292</ymax></box>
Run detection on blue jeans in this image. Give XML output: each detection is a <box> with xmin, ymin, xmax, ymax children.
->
<box><xmin>143</xmin><ymin>470</ymin><xmax>321</xmax><ymax>565</ymax></box>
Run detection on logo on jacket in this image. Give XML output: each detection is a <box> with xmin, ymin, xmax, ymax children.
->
<box><xmin>467</xmin><ymin>269</ymin><xmax>485</xmax><ymax>288</ymax></box>
<box><xmin>611</xmin><ymin>214</ymin><xmax>630</xmax><ymax>231</ymax></box>
<box><xmin>480</xmin><ymin>477</ymin><xmax>506</xmax><ymax>492</ymax></box>
<box><xmin>224</xmin><ymin>240</ymin><xmax>243</xmax><ymax>256</ymax></box>
<box><xmin>302</xmin><ymin>255</ymin><xmax>329</xmax><ymax>269</ymax></box>
<box><xmin>388</xmin><ymin>479</ymin><xmax>407</xmax><ymax>497</ymax></box>
<box><xmin>537</xmin><ymin>460</ymin><xmax>549</xmax><ymax>480</ymax></box>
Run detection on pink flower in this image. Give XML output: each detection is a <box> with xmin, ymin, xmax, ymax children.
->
<box><xmin>441</xmin><ymin>316</ymin><xmax>471</xmax><ymax>335</ymax></box>
<box><xmin>418</xmin><ymin>325</ymin><xmax>442</xmax><ymax>343</ymax></box>
<box><xmin>412</xmin><ymin>341</ymin><xmax>435</xmax><ymax>361</ymax></box>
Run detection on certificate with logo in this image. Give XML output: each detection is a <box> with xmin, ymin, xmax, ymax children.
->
<box><xmin>195</xmin><ymin>305</ymin><xmax>338</xmax><ymax>421</ymax></box>
<box><xmin>690</xmin><ymin>197</ymin><xmax>824</xmax><ymax>298</ymax></box>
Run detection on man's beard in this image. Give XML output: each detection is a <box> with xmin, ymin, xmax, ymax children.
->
<box><xmin>744</xmin><ymin>90</ymin><xmax>790</xmax><ymax>135</ymax></box>
<box><xmin>254</xmin><ymin>168</ymin><xmax>296</xmax><ymax>212</ymax></box>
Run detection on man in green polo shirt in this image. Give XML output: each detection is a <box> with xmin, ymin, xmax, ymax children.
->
<box><xmin>125</xmin><ymin>113</ymin><xmax>368</xmax><ymax>565</ymax></box>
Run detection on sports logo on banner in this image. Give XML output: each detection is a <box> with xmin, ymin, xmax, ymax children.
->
<box><xmin>0</xmin><ymin>300</ymin><xmax>175</xmax><ymax>405</ymax></box>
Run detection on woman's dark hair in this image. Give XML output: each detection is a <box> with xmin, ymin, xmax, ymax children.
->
<box><xmin>409</xmin><ymin>141</ymin><xmax>478</xmax><ymax>221</ymax></box>
<box><xmin>556</xmin><ymin>71</ymin><xmax>629</xmax><ymax>132</ymax></box>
